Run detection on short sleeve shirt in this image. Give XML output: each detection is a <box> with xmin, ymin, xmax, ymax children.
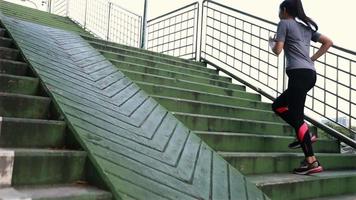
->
<box><xmin>276</xmin><ymin>19</ymin><xmax>321</xmax><ymax>71</ymax></box>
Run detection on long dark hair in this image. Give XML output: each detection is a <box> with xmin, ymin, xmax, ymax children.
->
<box><xmin>280</xmin><ymin>0</ymin><xmax>318</xmax><ymax>31</ymax></box>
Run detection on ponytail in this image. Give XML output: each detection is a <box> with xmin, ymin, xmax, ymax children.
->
<box><xmin>280</xmin><ymin>0</ymin><xmax>318</xmax><ymax>32</ymax></box>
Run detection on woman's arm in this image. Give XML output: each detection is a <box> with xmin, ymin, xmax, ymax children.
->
<box><xmin>269</xmin><ymin>36</ymin><xmax>284</xmax><ymax>56</ymax></box>
<box><xmin>311</xmin><ymin>35</ymin><xmax>333</xmax><ymax>61</ymax></box>
<box><xmin>271</xmin><ymin>20</ymin><xmax>288</xmax><ymax>56</ymax></box>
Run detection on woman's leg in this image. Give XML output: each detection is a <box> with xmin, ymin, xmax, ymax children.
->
<box><xmin>286</xmin><ymin>85</ymin><xmax>314</xmax><ymax>157</ymax></box>
<box><xmin>272</xmin><ymin>80</ymin><xmax>317</xmax><ymax>149</ymax></box>
<box><xmin>272</xmin><ymin>90</ymin><xmax>292</xmax><ymax>124</ymax></box>
<box><xmin>286</xmin><ymin>69</ymin><xmax>322</xmax><ymax>174</ymax></box>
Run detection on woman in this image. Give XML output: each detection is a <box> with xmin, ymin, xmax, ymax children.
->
<box><xmin>269</xmin><ymin>0</ymin><xmax>333</xmax><ymax>175</ymax></box>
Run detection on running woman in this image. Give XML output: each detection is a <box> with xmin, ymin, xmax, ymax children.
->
<box><xmin>269</xmin><ymin>0</ymin><xmax>333</xmax><ymax>175</ymax></box>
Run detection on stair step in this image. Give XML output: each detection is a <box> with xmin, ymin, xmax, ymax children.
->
<box><xmin>0</xmin><ymin>26</ymin><xmax>112</xmax><ymax>198</ymax></box>
<box><xmin>0</xmin><ymin>46</ymin><xmax>20</xmax><ymax>60</ymax></box>
<box><xmin>93</xmin><ymin>42</ymin><xmax>207</xmax><ymax>69</ymax></box>
<box><xmin>2</xmin><ymin>148</ymin><xmax>87</xmax><ymax>186</ymax></box>
<box><xmin>0</xmin><ymin>58</ymin><xmax>28</xmax><ymax>76</ymax></box>
<box><xmin>119</xmin><ymin>65</ymin><xmax>238</xmax><ymax>90</ymax></box>
<box><xmin>111</xmin><ymin>59</ymin><xmax>234</xmax><ymax>86</ymax></box>
<box><xmin>310</xmin><ymin>194</ymin><xmax>356</xmax><ymax>200</ymax></box>
<box><xmin>0</xmin><ymin>117</ymin><xmax>66</xmax><ymax>148</ymax></box>
<box><xmin>196</xmin><ymin>131</ymin><xmax>339</xmax><ymax>153</ymax></box>
<box><xmin>219</xmin><ymin>152</ymin><xmax>352</xmax><ymax>175</ymax></box>
<box><xmin>82</xmin><ymin>34</ymin><xmax>205</xmax><ymax>67</ymax></box>
<box><xmin>88</xmin><ymin>39</ymin><xmax>205</xmax><ymax>67</ymax></box>
<box><xmin>247</xmin><ymin>170</ymin><xmax>356</xmax><ymax>200</ymax></box>
<box><xmin>0</xmin><ymin>74</ymin><xmax>39</xmax><ymax>95</ymax></box>
<box><xmin>174</xmin><ymin>112</ymin><xmax>295</xmax><ymax>136</ymax></box>
<box><xmin>0</xmin><ymin>185</ymin><xmax>112</xmax><ymax>200</ymax></box>
<box><xmin>110</xmin><ymin>58</ymin><xmax>221</xmax><ymax>81</ymax></box>
<box><xmin>140</xmin><ymin>83</ymin><xmax>271</xmax><ymax>110</ymax></box>
<box><xmin>121</xmin><ymin>70</ymin><xmax>259</xmax><ymax>100</ymax></box>
<box><xmin>155</xmin><ymin>96</ymin><xmax>284</xmax><ymax>123</ymax></box>
<box><xmin>0</xmin><ymin>93</ymin><xmax>51</xmax><ymax>119</ymax></box>
<box><xmin>0</xmin><ymin>36</ymin><xmax>13</xmax><ymax>48</ymax></box>
<box><xmin>99</xmin><ymin>49</ymin><xmax>212</xmax><ymax>74</ymax></box>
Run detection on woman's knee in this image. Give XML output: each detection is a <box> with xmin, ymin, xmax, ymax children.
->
<box><xmin>272</xmin><ymin>102</ymin><xmax>289</xmax><ymax>114</ymax></box>
<box><xmin>271</xmin><ymin>101</ymin><xmax>279</xmax><ymax>112</ymax></box>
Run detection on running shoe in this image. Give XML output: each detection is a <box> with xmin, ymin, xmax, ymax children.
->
<box><xmin>293</xmin><ymin>160</ymin><xmax>323</xmax><ymax>175</ymax></box>
<box><xmin>288</xmin><ymin>134</ymin><xmax>317</xmax><ymax>149</ymax></box>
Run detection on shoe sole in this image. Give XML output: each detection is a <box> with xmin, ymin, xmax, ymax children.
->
<box><xmin>293</xmin><ymin>166</ymin><xmax>323</xmax><ymax>175</ymax></box>
<box><xmin>289</xmin><ymin>136</ymin><xmax>317</xmax><ymax>149</ymax></box>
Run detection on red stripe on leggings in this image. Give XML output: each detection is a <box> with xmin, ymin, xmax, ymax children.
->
<box><xmin>276</xmin><ymin>107</ymin><xmax>289</xmax><ymax>114</ymax></box>
<box><xmin>298</xmin><ymin>122</ymin><xmax>308</xmax><ymax>141</ymax></box>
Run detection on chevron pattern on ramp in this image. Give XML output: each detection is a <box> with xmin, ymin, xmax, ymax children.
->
<box><xmin>1</xmin><ymin>15</ymin><xmax>268</xmax><ymax>200</ymax></box>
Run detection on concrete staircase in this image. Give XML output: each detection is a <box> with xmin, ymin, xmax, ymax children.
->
<box><xmin>0</xmin><ymin>25</ymin><xmax>112</xmax><ymax>199</ymax></box>
<box><xmin>82</xmin><ymin>35</ymin><xmax>356</xmax><ymax>200</ymax></box>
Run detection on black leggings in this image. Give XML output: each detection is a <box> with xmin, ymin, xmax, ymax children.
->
<box><xmin>272</xmin><ymin>69</ymin><xmax>317</xmax><ymax>157</ymax></box>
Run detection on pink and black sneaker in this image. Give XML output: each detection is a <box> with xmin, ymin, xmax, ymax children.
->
<box><xmin>293</xmin><ymin>160</ymin><xmax>323</xmax><ymax>175</ymax></box>
<box><xmin>288</xmin><ymin>134</ymin><xmax>317</xmax><ymax>149</ymax></box>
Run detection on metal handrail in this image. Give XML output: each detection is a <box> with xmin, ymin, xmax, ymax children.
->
<box><xmin>202</xmin><ymin>0</ymin><xmax>277</xmax><ymax>26</ymax></box>
<box><xmin>48</xmin><ymin>0</ymin><xmax>142</xmax><ymax>47</ymax></box>
<box><xmin>147</xmin><ymin>2</ymin><xmax>198</xmax><ymax>23</ymax></box>
<box><xmin>199</xmin><ymin>0</ymin><xmax>356</xmax><ymax>149</ymax></box>
<box><xmin>332</xmin><ymin>45</ymin><xmax>356</xmax><ymax>56</ymax></box>
<box><xmin>202</xmin><ymin>59</ymin><xmax>356</xmax><ymax>149</ymax></box>
<box><xmin>43</xmin><ymin>0</ymin><xmax>356</xmax><ymax>149</ymax></box>
<box><xmin>110</xmin><ymin>1</ymin><xmax>141</xmax><ymax>18</ymax></box>
<box><xmin>146</xmin><ymin>2</ymin><xmax>199</xmax><ymax>60</ymax></box>
<box><xmin>203</xmin><ymin>0</ymin><xmax>356</xmax><ymax>56</ymax></box>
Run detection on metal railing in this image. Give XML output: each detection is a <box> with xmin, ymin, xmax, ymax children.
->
<box><xmin>146</xmin><ymin>2</ymin><xmax>200</xmax><ymax>60</ymax></box>
<box><xmin>38</xmin><ymin>0</ymin><xmax>356</xmax><ymax>147</ymax></box>
<box><xmin>309</xmin><ymin>45</ymin><xmax>356</xmax><ymax>134</ymax></box>
<box><xmin>49</xmin><ymin>0</ymin><xmax>142</xmax><ymax>48</ymax></box>
<box><xmin>50</xmin><ymin>0</ymin><xmax>68</xmax><ymax>16</ymax></box>
<box><xmin>199</xmin><ymin>0</ymin><xmax>356</xmax><ymax>147</ymax></box>
<box><xmin>200</xmin><ymin>0</ymin><xmax>283</xmax><ymax>98</ymax></box>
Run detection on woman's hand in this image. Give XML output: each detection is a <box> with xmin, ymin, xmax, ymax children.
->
<box><xmin>269</xmin><ymin>36</ymin><xmax>276</xmax><ymax>50</ymax></box>
<box><xmin>269</xmin><ymin>35</ymin><xmax>284</xmax><ymax>56</ymax></box>
<box><xmin>311</xmin><ymin>35</ymin><xmax>333</xmax><ymax>62</ymax></box>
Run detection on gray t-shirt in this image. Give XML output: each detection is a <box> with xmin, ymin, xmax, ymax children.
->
<box><xmin>275</xmin><ymin>19</ymin><xmax>321</xmax><ymax>71</ymax></box>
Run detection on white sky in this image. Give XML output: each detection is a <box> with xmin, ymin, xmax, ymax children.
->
<box><xmin>7</xmin><ymin>0</ymin><xmax>355</xmax><ymax>51</ymax></box>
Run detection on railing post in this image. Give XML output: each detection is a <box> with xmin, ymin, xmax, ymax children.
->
<box><xmin>47</xmin><ymin>0</ymin><xmax>52</xmax><ymax>13</ymax></box>
<box><xmin>199</xmin><ymin>1</ymin><xmax>205</xmax><ymax>62</ymax></box>
<box><xmin>282</xmin><ymin>55</ymin><xmax>287</xmax><ymax>92</ymax></box>
<box><xmin>65</xmin><ymin>0</ymin><xmax>69</xmax><ymax>16</ymax></box>
<box><xmin>84</xmin><ymin>0</ymin><xmax>88</xmax><ymax>28</ymax></box>
<box><xmin>140</xmin><ymin>0</ymin><xmax>148</xmax><ymax>49</ymax></box>
<box><xmin>194</xmin><ymin>2</ymin><xmax>199</xmax><ymax>61</ymax></box>
<box><xmin>107</xmin><ymin>2</ymin><xmax>113</xmax><ymax>41</ymax></box>
<box><xmin>138</xmin><ymin>16</ymin><xmax>142</xmax><ymax>48</ymax></box>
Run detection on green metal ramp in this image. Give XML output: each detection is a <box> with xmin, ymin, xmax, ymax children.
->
<box><xmin>0</xmin><ymin>14</ymin><xmax>267</xmax><ymax>200</ymax></box>
<box><xmin>2</xmin><ymin>1</ymin><xmax>356</xmax><ymax>199</ymax></box>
